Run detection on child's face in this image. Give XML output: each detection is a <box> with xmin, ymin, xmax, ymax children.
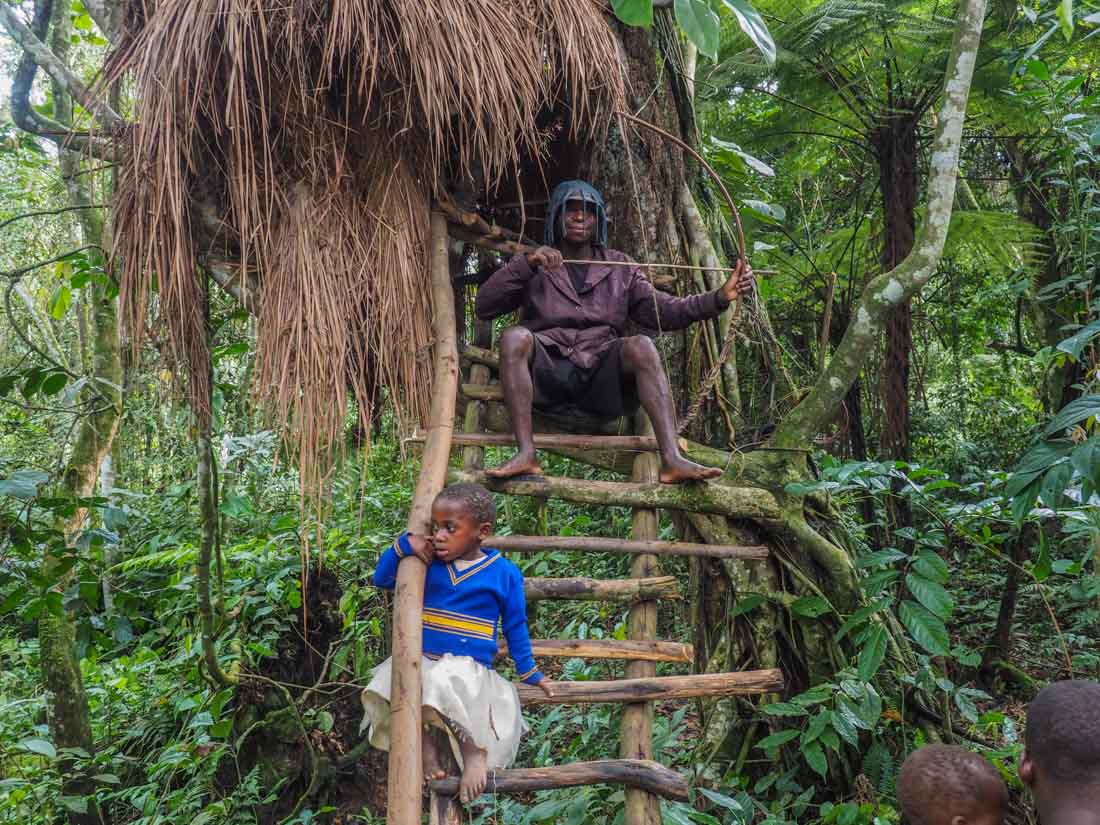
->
<box><xmin>429</xmin><ymin>500</ymin><xmax>490</xmax><ymax>563</ymax></box>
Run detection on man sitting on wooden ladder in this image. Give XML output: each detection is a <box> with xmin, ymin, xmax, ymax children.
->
<box><xmin>475</xmin><ymin>179</ymin><xmax>753</xmax><ymax>484</ymax></box>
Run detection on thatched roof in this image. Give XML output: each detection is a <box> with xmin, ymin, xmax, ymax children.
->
<box><xmin>107</xmin><ymin>0</ymin><xmax>626</xmax><ymax>494</ymax></box>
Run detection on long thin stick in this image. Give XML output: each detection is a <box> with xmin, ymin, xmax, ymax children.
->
<box><xmin>562</xmin><ymin>258</ymin><xmax>775</xmax><ymax>275</ymax></box>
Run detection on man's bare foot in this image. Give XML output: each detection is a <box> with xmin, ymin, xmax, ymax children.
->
<box><xmin>484</xmin><ymin>451</ymin><xmax>542</xmax><ymax>479</ymax></box>
<box><xmin>458</xmin><ymin>745</ymin><xmax>489</xmax><ymax>803</ymax></box>
<box><xmin>659</xmin><ymin>456</ymin><xmax>723</xmax><ymax>484</ymax></box>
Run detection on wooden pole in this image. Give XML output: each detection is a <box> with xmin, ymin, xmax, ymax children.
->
<box><xmin>450</xmin><ymin>470</ymin><xmax>783</xmax><ymax>521</ymax></box>
<box><xmin>517</xmin><ymin>669</ymin><xmax>784</xmax><ymax>705</ymax></box>
<box><xmin>429</xmin><ymin>759</ymin><xmax>690</xmax><ymax>802</ymax></box>
<box><xmin>525</xmin><ymin>575</ymin><xmax>681</xmax><ymax>602</ymax></box>
<box><xmin>411</xmin><ymin>430</ymin><xmax>661</xmax><ymax>452</ymax></box>
<box><xmin>387</xmin><ymin>211</ymin><xmax>459</xmax><ymax>825</ymax></box>
<box><xmin>499</xmin><ymin>638</ymin><xmax>694</xmax><ymax>663</ymax></box>
<box><xmin>491</xmin><ymin>534</ymin><xmax>769</xmax><ymax>560</ymax></box>
<box><xmin>623</xmin><ymin>414</ymin><xmax>661</xmax><ymax>824</ymax></box>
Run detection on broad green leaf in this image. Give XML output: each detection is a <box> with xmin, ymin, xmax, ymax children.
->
<box><xmin>802</xmin><ymin>739</ymin><xmax>828</xmax><ymax>777</ymax></box>
<box><xmin>711</xmin><ymin>138</ymin><xmax>775</xmax><ymax>177</ymax></box>
<box><xmin>1045</xmin><ymin>395</ymin><xmax>1100</xmax><ymax>436</ymax></box>
<box><xmin>1057</xmin><ymin>0</ymin><xmax>1074</xmax><ymax>41</ymax></box>
<box><xmin>73</xmin><ymin>12</ymin><xmax>94</xmax><ymax>31</ymax></box>
<box><xmin>675</xmin><ymin>0</ymin><xmax>721</xmax><ymax>60</ymax></box>
<box><xmin>1034</xmin><ymin>541</ymin><xmax>1052</xmax><ymax>582</ymax></box>
<box><xmin>0</xmin><ymin>469</ymin><xmax>50</xmax><ymax>500</ymax></box>
<box><xmin>1039</xmin><ymin>459</ymin><xmax>1073</xmax><ymax>508</ymax></box>
<box><xmin>49</xmin><ymin>285</ymin><xmax>72</xmax><ymax>319</ymax></box>
<box><xmin>836</xmin><ymin>696</ymin><xmax>872</xmax><ymax>731</ymax></box>
<box><xmin>912</xmin><ymin>550</ymin><xmax>950</xmax><ymax>584</ymax></box>
<box><xmin>18</xmin><ymin>738</ymin><xmax>56</xmax><ymax>759</ymax></box>
<box><xmin>829</xmin><ymin>708</ymin><xmax>859</xmax><ymax>746</ymax></box>
<box><xmin>1056</xmin><ymin>319</ymin><xmax>1100</xmax><ymax>359</ymax></box>
<box><xmin>899</xmin><ymin>600</ymin><xmax>950</xmax><ymax>656</ymax></box>
<box><xmin>731</xmin><ymin>593</ymin><xmax>765</xmax><ymax>616</ymax></box>
<box><xmin>792</xmin><ymin>684</ymin><xmax>834</xmax><ymax>706</ymax></box>
<box><xmin>857</xmin><ymin>624</ymin><xmax>888</xmax><ymax>681</ymax></box>
<box><xmin>612</xmin><ymin>0</ymin><xmax>653</xmax><ymax>27</ymax></box>
<box><xmin>1011</xmin><ymin>477</ymin><xmax>1042</xmax><ymax>525</ymax></box>
<box><xmin>718</xmin><ymin>0</ymin><xmax>776</xmax><ymax>65</ymax></box>
<box><xmin>905</xmin><ymin>573</ymin><xmax>954</xmax><ymax>620</ymax></box>
<box><xmin>835</xmin><ymin>598</ymin><xmax>890</xmax><ymax>642</ymax></box>
<box><xmin>1007</xmin><ymin>440</ymin><xmax>1074</xmax><ymax>491</ymax></box>
<box><xmin>697</xmin><ymin>787</ymin><xmax>744</xmax><ymax>813</ymax></box>
<box><xmin>742</xmin><ymin>199</ymin><xmax>786</xmax><ymax>223</ymax></box>
<box><xmin>755</xmin><ymin>729</ymin><xmax>799</xmax><ymax>750</ymax></box>
<box><xmin>761</xmin><ymin>701</ymin><xmax>808</xmax><ymax>716</ymax></box>
<box><xmin>791</xmin><ymin>596</ymin><xmax>831</xmax><ymax>618</ymax></box>
<box><xmin>856</xmin><ymin>548</ymin><xmax>907</xmax><ymax>568</ymax></box>
<box><xmin>41</xmin><ymin>372</ymin><xmax>68</xmax><ymax>397</ymax></box>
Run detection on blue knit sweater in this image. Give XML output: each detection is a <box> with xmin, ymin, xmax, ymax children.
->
<box><xmin>372</xmin><ymin>533</ymin><xmax>544</xmax><ymax>684</ymax></box>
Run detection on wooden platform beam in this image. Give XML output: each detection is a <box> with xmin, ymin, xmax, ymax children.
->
<box><xmin>498</xmin><ymin>534</ymin><xmax>768</xmax><ymax>560</ymax></box>
<box><xmin>450</xmin><ymin>470</ymin><xmax>782</xmax><ymax>521</ymax></box>
<box><xmin>410</xmin><ymin>430</ymin><xmax>660</xmax><ymax>452</ymax></box>
<box><xmin>500</xmin><ymin>638</ymin><xmax>693</xmax><ymax>663</ymax></box>
<box><xmin>517</xmin><ymin>669</ymin><xmax>784</xmax><ymax>706</ymax></box>
<box><xmin>429</xmin><ymin>759</ymin><xmax>689</xmax><ymax>802</ymax></box>
<box><xmin>525</xmin><ymin>575</ymin><xmax>681</xmax><ymax>602</ymax></box>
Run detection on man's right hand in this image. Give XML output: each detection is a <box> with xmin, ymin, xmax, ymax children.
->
<box><xmin>405</xmin><ymin>534</ymin><xmax>435</xmax><ymax>565</ymax></box>
<box><xmin>526</xmin><ymin>246</ymin><xmax>563</xmax><ymax>271</ymax></box>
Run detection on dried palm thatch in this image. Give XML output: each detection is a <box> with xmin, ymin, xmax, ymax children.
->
<box><xmin>107</xmin><ymin>0</ymin><xmax>625</xmax><ymax>497</ymax></box>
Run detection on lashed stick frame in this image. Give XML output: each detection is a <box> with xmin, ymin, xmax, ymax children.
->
<box><xmin>388</xmin><ymin>211</ymin><xmax>459</xmax><ymax>824</ymax></box>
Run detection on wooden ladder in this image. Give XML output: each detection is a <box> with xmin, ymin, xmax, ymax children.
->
<box><xmin>386</xmin><ymin>213</ymin><xmax>783</xmax><ymax>824</ymax></box>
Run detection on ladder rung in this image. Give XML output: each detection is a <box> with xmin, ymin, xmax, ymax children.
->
<box><xmin>499</xmin><ymin>534</ymin><xmax>768</xmax><ymax>560</ymax></box>
<box><xmin>526</xmin><ymin>575</ymin><xmax>681</xmax><ymax>601</ymax></box>
<box><xmin>460</xmin><ymin>344</ymin><xmax>499</xmax><ymax>370</ymax></box>
<box><xmin>453</xmin><ymin>469</ymin><xmax>781</xmax><ymax>520</ymax></box>
<box><xmin>517</xmin><ymin>668</ymin><xmax>783</xmax><ymax>706</ymax></box>
<box><xmin>500</xmin><ymin>638</ymin><xmax>693</xmax><ymax>663</ymax></box>
<box><xmin>411</xmin><ymin>430</ymin><xmax>660</xmax><ymax>452</ymax></box>
<box><xmin>461</xmin><ymin>382</ymin><xmax>503</xmax><ymax>401</ymax></box>
<box><xmin>429</xmin><ymin>758</ymin><xmax>688</xmax><ymax>802</ymax></box>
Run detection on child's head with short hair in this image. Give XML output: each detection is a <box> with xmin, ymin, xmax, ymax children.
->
<box><xmin>429</xmin><ymin>483</ymin><xmax>496</xmax><ymax>563</ymax></box>
<box><xmin>897</xmin><ymin>744</ymin><xmax>1007</xmax><ymax>825</ymax></box>
<box><xmin>1020</xmin><ymin>679</ymin><xmax>1100</xmax><ymax>820</ymax></box>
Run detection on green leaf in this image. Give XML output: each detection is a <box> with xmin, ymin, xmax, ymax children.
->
<box><xmin>791</xmin><ymin>596</ymin><xmax>831</xmax><ymax>618</ymax></box>
<box><xmin>858</xmin><ymin>624</ymin><xmax>888</xmax><ymax>681</ymax></box>
<box><xmin>899</xmin><ymin>600</ymin><xmax>950</xmax><ymax>656</ymax></box>
<box><xmin>731</xmin><ymin>593</ymin><xmax>765</xmax><ymax>616</ymax></box>
<box><xmin>829</xmin><ymin>708</ymin><xmax>859</xmax><ymax>747</ymax></box>
<box><xmin>905</xmin><ymin>573</ymin><xmax>954</xmax><ymax>620</ymax></box>
<box><xmin>761</xmin><ymin>701</ymin><xmax>808</xmax><ymax>717</ymax></box>
<box><xmin>755</xmin><ymin>729</ymin><xmax>800</xmax><ymax>750</ymax></box>
<box><xmin>835</xmin><ymin>598</ymin><xmax>889</xmax><ymax>642</ymax></box>
<box><xmin>697</xmin><ymin>787</ymin><xmax>744</xmax><ymax>812</ymax></box>
<box><xmin>0</xmin><ymin>469</ymin><xmax>50</xmax><ymax>500</ymax></box>
<box><xmin>1011</xmin><ymin>477</ymin><xmax>1042</xmax><ymax>525</ymax></box>
<box><xmin>41</xmin><ymin>372</ymin><xmax>68</xmax><ymax>397</ymax></box>
<box><xmin>73</xmin><ymin>12</ymin><xmax>94</xmax><ymax>30</ymax></box>
<box><xmin>612</xmin><ymin>0</ymin><xmax>653</xmax><ymax>27</ymax></box>
<box><xmin>1034</xmin><ymin>541</ymin><xmax>1052</xmax><ymax>582</ymax></box>
<box><xmin>1045</xmin><ymin>396</ymin><xmax>1100</xmax><ymax>436</ymax></box>
<box><xmin>856</xmin><ymin>548</ymin><xmax>907</xmax><ymax>569</ymax></box>
<box><xmin>718</xmin><ymin>0</ymin><xmax>776</xmax><ymax>65</ymax></box>
<box><xmin>219</xmin><ymin>494</ymin><xmax>253</xmax><ymax>519</ymax></box>
<box><xmin>49</xmin><ymin>285</ymin><xmax>72</xmax><ymax>319</ymax></box>
<box><xmin>742</xmin><ymin>199</ymin><xmax>786</xmax><ymax>223</ymax></box>
<box><xmin>18</xmin><ymin>738</ymin><xmax>56</xmax><ymax>759</ymax></box>
<box><xmin>836</xmin><ymin>696</ymin><xmax>872</xmax><ymax>731</ymax></box>
<box><xmin>1057</xmin><ymin>0</ymin><xmax>1074</xmax><ymax>41</ymax></box>
<box><xmin>802</xmin><ymin>739</ymin><xmax>828</xmax><ymax>777</ymax></box>
<box><xmin>912</xmin><ymin>550</ymin><xmax>950</xmax><ymax>584</ymax></box>
<box><xmin>675</xmin><ymin>0</ymin><xmax>720</xmax><ymax>60</ymax></box>
<box><xmin>1056</xmin><ymin>319</ymin><xmax>1100</xmax><ymax>360</ymax></box>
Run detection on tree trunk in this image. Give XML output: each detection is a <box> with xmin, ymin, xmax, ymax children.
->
<box><xmin>33</xmin><ymin>4</ymin><xmax>124</xmax><ymax>820</ymax></box>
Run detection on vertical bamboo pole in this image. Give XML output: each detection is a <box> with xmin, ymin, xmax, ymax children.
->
<box><xmin>621</xmin><ymin>414</ymin><xmax>662</xmax><ymax>824</ymax></box>
<box><xmin>388</xmin><ymin>211</ymin><xmax>459</xmax><ymax>824</ymax></box>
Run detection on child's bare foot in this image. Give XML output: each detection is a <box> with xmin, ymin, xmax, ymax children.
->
<box><xmin>659</xmin><ymin>456</ymin><xmax>723</xmax><ymax>483</ymax></box>
<box><xmin>422</xmin><ymin>729</ymin><xmax>446</xmax><ymax>786</ymax></box>
<box><xmin>458</xmin><ymin>739</ymin><xmax>489</xmax><ymax>803</ymax></box>
<box><xmin>485</xmin><ymin>451</ymin><xmax>542</xmax><ymax>479</ymax></box>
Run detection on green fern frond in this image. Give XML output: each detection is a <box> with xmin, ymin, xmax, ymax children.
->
<box><xmin>113</xmin><ymin>543</ymin><xmax>196</xmax><ymax>572</ymax></box>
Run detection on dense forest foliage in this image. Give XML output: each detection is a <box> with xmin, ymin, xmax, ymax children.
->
<box><xmin>0</xmin><ymin>0</ymin><xmax>1098</xmax><ymax>822</ymax></box>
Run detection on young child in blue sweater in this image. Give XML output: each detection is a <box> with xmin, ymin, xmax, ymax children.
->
<box><xmin>361</xmin><ymin>483</ymin><xmax>553</xmax><ymax>803</ymax></box>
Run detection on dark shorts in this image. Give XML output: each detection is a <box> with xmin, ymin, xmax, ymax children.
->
<box><xmin>531</xmin><ymin>337</ymin><xmax>640</xmax><ymax>419</ymax></box>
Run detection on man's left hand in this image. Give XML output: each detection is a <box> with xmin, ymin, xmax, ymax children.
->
<box><xmin>720</xmin><ymin>258</ymin><xmax>754</xmax><ymax>303</ymax></box>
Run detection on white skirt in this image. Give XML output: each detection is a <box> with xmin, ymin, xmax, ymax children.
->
<box><xmin>360</xmin><ymin>653</ymin><xmax>528</xmax><ymax>770</ymax></box>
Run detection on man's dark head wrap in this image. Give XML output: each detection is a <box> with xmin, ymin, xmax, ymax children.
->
<box><xmin>545</xmin><ymin>180</ymin><xmax>608</xmax><ymax>247</ymax></box>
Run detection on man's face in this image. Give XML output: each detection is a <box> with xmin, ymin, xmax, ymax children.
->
<box><xmin>561</xmin><ymin>198</ymin><xmax>597</xmax><ymax>244</ymax></box>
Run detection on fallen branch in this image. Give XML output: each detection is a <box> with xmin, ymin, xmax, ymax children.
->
<box><xmin>495</xmin><ymin>534</ymin><xmax>768</xmax><ymax>560</ymax></box>
<box><xmin>517</xmin><ymin>669</ymin><xmax>784</xmax><ymax>705</ymax></box>
<box><xmin>525</xmin><ymin>575</ymin><xmax>681</xmax><ymax>601</ymax></box>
